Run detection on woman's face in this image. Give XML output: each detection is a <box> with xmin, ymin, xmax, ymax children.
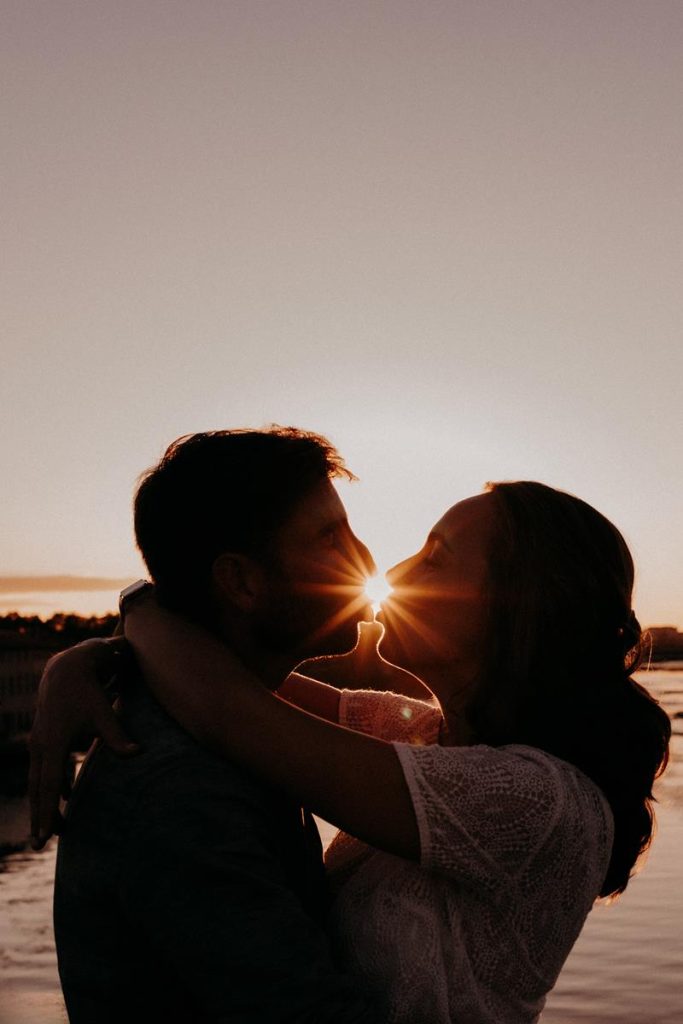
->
<box><xmin>378</xmin><ymin>493</ymin><xmax>496</xmax><ymax>687</ymax></box>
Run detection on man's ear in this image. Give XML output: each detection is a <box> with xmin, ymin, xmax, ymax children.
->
<box><xmin>212</xmin><ymin>552</ymin><xmax>265</xmax><ymax>612</ymax></box>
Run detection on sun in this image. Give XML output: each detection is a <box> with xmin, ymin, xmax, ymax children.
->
<box><xmin>364</xmin><ymin>572</ymin><xmax>393</xmax><ymax>612</ymax></box>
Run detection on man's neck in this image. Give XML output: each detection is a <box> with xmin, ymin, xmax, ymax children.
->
<box><xmin>214</xmin><ymin>619</ymin><xmax>296</xmax><ymax>692</ymax></box>
<box><xmin>235</xmin><ymin>648</ymin><xmax>297</xmax><ymax>692</ymax></box>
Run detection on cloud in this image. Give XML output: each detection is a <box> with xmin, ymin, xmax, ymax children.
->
<box><xmin>0</xmin><ymin>596</ymin><xmax>54</xmax><ymax>609</ymax></box>
<box><xmin>0</xmin><ymin>576</ymin><xmax>136</xmax><ymax>594</ymax></box>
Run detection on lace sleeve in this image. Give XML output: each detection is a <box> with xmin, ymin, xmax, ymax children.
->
<box><xmin>393</xmin><ymin>742</ymin><xmax>611</xmax><ymax>900</ymax></box>
<box><xmin>339</xmin><ymin>689</ymin><xmax>442</xmax><ymax>744</ymax></box>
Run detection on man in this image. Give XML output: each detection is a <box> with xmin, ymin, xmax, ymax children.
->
<box><xmin>32</xmin><ymin>427</ymin><xmax>378</xmax><ymax>1023</ymax></box>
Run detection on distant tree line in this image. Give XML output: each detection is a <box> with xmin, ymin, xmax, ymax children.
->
<box><xmin>0</xmin><ymin>611</ymin><xmax>681</xmax><ymax>661</ymax></box>
<box><xmin>0</xmin><ymin>612</ymin><xmax>119</xmax><ymax>646</ymax></box>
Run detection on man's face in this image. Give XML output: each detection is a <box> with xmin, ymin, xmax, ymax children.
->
<box><xmin>254</xmin><ymin>479</ymin><xmax>376</xmax><ymax>661</ymax></box>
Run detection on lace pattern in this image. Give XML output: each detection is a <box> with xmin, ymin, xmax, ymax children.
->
<box><xmin>325</xmin><ymin>689</ymin><xmax>614</xmax><ymax>1024</ymax></box>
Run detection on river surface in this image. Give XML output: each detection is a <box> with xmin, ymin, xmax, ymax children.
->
<box><xmin>1</xmin><ymin>667</ymin><xmax>682</xmax><ymax>1024</ymax></box>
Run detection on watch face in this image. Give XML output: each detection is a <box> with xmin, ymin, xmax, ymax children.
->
<box><xmin>119</xmin><ymin>579</ymin><xmax>152</xmax><ymax>610</ymax></box>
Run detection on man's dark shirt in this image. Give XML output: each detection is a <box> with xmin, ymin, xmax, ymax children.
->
<box><xmin>54</xmin><ymin>677</ymin><xmax>373</xmax><ymax>1023</ymax></box>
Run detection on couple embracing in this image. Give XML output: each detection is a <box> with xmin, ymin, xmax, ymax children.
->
<box><xmin>32</xmin><ymin>426</ymin><xmax>670</xmax><ymax>1024</ymax></box>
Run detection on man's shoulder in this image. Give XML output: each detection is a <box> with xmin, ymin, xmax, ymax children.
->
<box><xmin>126</xmin><ymin>744</ymin><xmax>280</xmax><ymax>817</ymax></box>
<box><xmin>116</xmin><ymin>677</ymin><xmax>271</xmax><ymax>793</ymax></box>
<box><xmin>63</xmin><ymin>723</ymin><xmax>303</xmax><ymax>896</ymax></box>
<box><xmin>70</xmin><ymin>678</ymin><xmax>285</xmax><ymax>826</ymax></box>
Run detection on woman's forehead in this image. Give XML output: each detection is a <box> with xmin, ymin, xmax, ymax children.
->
<box><xmin>434</xmin><ymin>493</ymin><xmax>496</xmax><ymax>543</ymax></box>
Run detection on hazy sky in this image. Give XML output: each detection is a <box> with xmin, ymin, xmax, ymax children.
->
<box><xmin>2</xmin><ymin>1</ymin><xmax>682</xmax><ymax>624</ymax></box>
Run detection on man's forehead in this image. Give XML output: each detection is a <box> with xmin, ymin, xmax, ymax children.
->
<box><xmin>286</xmin><ymin>479</ymin><xmax>347</xmax><ymax>530</ymax></box>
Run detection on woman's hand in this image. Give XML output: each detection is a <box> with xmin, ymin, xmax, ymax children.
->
<box><xmin>29</xmin><ymin>638</ymin><xmax>140</xmax><ymax>849</ymax></box>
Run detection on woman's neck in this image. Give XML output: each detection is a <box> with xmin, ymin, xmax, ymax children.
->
<box><xmin>423</xmin><ymin>663</ymin><xmax>478</xmax><ymax>747</ymax></box>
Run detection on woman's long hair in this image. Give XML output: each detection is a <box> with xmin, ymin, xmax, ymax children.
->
<box><xmin>467</xmin><ymin>481</ymin><xmax>671</xmax><ymax>899</ymax></box>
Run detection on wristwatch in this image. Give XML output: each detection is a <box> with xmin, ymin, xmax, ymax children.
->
<box><xmin>119</xmin><ymin>579</ymin><xmax>154</xmax><ymax>617</ymax></box>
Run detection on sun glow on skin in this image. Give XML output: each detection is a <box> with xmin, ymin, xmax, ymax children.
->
<box><xmin>376</xmin><ymin>592</ymin><xmax>447</xmax><ymax>652</ymax></box>
<box><xmin>287</xmin><ymin>534</ymin><xmax>377</xmax><ymax>647</ymax></box>
<box><xmin>364</xmin><ymin>572</ymin><xmax>393</xmax><ymax>612</ymax></box>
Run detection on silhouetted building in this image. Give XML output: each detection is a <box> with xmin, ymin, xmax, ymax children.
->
<box><xmin>0</xmin><ymin>634</ymin><xmax>60</xmax><ymax>740</ymax></box>
<box><xmin>647</xmin><ymin>626</ymin><xmax>683</xmax><ymax>662</ymax></box>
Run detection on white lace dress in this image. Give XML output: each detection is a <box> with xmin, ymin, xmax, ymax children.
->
<box><xmin>325</xmin><ymin>690</ymin><xmax>614</xmax><ymax>1024</ymax></box>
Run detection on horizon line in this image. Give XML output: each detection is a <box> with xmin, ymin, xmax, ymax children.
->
<box><xmin>0</xmin><ymin>575</ymin><xmax>137</xmax><ymax>594</ymax></box>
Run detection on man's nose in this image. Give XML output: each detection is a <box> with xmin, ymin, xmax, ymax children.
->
<box><xmin>347</xmin><ymin>532</ymin><xmax>376</xmax><ymax>580</ymax></box>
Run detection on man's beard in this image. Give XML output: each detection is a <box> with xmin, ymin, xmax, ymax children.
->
<box><xmin>252</xmin><ymin>579</ymin><xmax>361</xmax><ymax>662</ymax></box>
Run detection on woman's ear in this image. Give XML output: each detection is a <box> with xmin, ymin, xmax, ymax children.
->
<box><xmin>212</xmin><ymin>552</ymin><xmax>264</xmax><ymax>612</ymax></box>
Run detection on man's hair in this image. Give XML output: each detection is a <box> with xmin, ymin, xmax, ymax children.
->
<box><xmin>134</xmin><ymin>426</ymin><xmax>354</xmax><ymax>620</ymax></box>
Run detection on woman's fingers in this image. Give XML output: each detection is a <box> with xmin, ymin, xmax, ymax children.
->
<box><xmin>27</xmin><ymin>638</ymin><xmax>142</xmax><ymax>850</ymax></box>
<box><xmin>28</xmin><ymin>740</ymin><xmax>65</xmax><ymax>849</ymax></box>
<box><xmin>96</xmin><ymin>707</ymin><xmax>141</xmax><ymax>758</ymax></box>
<box><xmin>28</xmin><ymin>697</ymin><xmax>140</xmax><ymax>851</ymax></box>
<box><xmin>28</xmin><ymin>745</ymin><xmax>43</xmax><ymax>846</ymax></box>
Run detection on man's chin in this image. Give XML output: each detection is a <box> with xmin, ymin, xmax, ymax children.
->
<box><xmin>296</xmin><ymin>620</ymin><xmax>362</xmax><ymax>661</ymax></box>
<box><xmin>377</xmin><ymin>630</ymin><xmax>413</xmax><ymax>672</ymax></box>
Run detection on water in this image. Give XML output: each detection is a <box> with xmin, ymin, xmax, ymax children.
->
<box><xmin>0</xmin><ymin>837</ymin><xmax>65</xmax><ymax>1024</ymax></box>
<box><xmin>1</xmin><ymin>668</ymin><xmax>681</xmax><ymax>1024</ymax></box>
<box><xmin>541</xmin><ymin>666</ymin><xmax>683</xmax><ymax>1023</ymax></box>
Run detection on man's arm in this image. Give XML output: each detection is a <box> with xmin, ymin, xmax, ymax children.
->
<box><xmin>122</xmin><ymin>758</ymin><xmax>375</xmax><ymax>1023</ymax></box>
<box><xmin>127</xmin><ymin>603</ymin><xmax>420</xmax><ymax>861</ymax></box>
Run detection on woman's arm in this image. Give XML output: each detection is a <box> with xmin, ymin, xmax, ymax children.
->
<box><xmin>29</xmin><ymin>638</ymin><xmax>140</xmax><ymax>847</ymax></box>
<box><xmin>276</xmin><ymin>674</ymin><xmax>341</xmax><ymax>722</ymax></box>
<box><xmin>125</xmin><ymin>603</ymin><xmax>419</xmax><ymax>861</ymax></box>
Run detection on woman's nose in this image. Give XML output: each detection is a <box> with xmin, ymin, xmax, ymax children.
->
<box><xmin>386</xmin><ymin>553</ymin><xmax>417</xmax><ymax>589</ymax></box>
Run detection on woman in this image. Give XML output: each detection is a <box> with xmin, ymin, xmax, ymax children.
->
<box><xmin>35</xmin><ymin>481</ymin><xmax>671</xmax><ymax>1024</ymax></box>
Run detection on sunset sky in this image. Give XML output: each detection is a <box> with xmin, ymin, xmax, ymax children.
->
<box><xmin>2</xmin><ymin>1</ymin><xmax>682</xmax><ymax>626</ymax></box>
